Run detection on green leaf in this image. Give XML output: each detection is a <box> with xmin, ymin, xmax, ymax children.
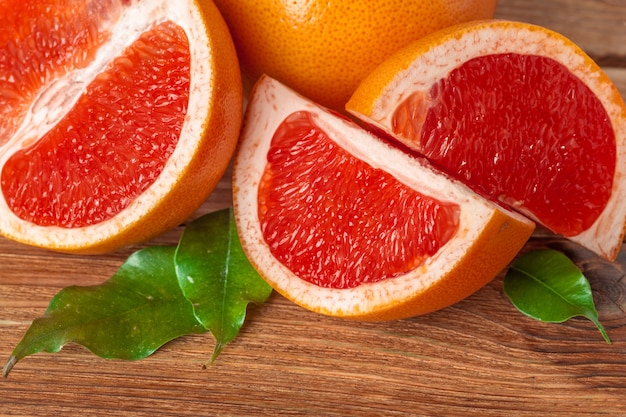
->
<box><xmin>175</xmin><ymin>208</ymin><xmax>273</xmax><ymax>362</ymax></box>
<box><xmin>504</xmin><ymin>249</ymin><xmax>610</xmax><ymax>343</ymax></box>
<box><xmin>2</xmin><ymin>246</ymin><xmax>206</xmax><ymax>378</ymax></box>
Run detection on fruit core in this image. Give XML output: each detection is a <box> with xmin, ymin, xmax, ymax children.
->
<box><xmin>258</xmin><ymin>111</ymin><xmax>460</xmax><ymax>289</ymax></box>
<box><xmin>391</xmin><ymin>53</ymin><xmax>615</xmax><ymax>236</ymax></box>
<box><xmin>1</xmin><ymin>13</ymin><xmax>190</xmax><ymax>227</ymax></box>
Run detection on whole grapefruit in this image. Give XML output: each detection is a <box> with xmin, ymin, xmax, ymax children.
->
<box><xmin>212</xmin><ymin>0</ymin><xmax>497</xmax><ymax>110</ymax></box>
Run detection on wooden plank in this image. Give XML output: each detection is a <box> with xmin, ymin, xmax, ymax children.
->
<box><xmin>495</xmin><ymin>0</ymin><xmax>626</xmax><ymax>63</ymax></box>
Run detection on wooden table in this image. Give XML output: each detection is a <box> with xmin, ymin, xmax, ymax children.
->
<box><xmin>2</xmin><ymin>1</ymin><xmax>626</xmax><ymax>415</ymax></box>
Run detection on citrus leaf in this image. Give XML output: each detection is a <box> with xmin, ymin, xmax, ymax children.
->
<box><xmin>175</xmin><ymin>208</ymin><xmax>273</xmax><ymax>362</ymax></box>
<box><xmin>504</xmin><ymin>249</ymin><xmax>610</xmax><ymax>343</ymax></box>
<box><xmin>2</xmin><ymin>246</ymin><xmax>206</xmax><ymax>377</ymax></box>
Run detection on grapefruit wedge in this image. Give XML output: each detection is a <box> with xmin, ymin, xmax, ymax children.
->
<box><xmin>0</xmin><ymin>0</ymin><xmax>242</xmax><ymax>254</ymax></box>
<box><xmin>233</xmin><ymin>75</ymin><xmax>535</xmax><ymax>321</ymax></box>
<box><xmin>346</xmin><ymin>20</ymin><xmax>626</xmax><ymax>260</ymax></box>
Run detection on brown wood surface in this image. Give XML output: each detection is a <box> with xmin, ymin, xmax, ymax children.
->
<box><xmin>2</xmin><ymin>1</ymin><xmax>626</xmax><ymax>416</ymax></box>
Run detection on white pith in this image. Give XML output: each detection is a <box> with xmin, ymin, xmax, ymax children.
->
<box><xmin>233</xmin><ymin>76</ymin><xmax>533</xmax><ymax>317</ymax></box>
<box><xmin>351</xmin><ymin>21</ymin><xmax>626</xmax><ymax>260</ymax></box>
<box><xmin>0</xmin><ymin>0</ymin><xmax>213</xmax><ymax>249</ymax></box>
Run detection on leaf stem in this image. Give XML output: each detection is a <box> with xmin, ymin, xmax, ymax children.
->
<box><xmin>2</xmin><ymin>355</ymin><xmax>17</xmax><ymax>378</ymax></box>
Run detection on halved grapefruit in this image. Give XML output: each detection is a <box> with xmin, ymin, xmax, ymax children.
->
<box><xmin>233</xmin><ymin>75</ymin><xmax>535</xmax><ymax>321</ymax></box>
<box><xmin>346</xmin><ymin>20</ymin><xmax>626</xmax><ymax>260</ymax></box>
<box><xmin>0</xmin><ymin>0</ymin><xmax>242</xmax><ymax>254</ymax></box>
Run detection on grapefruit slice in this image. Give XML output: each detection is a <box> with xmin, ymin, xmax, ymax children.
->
<box><xmin>0</xmin><ymin>0</ymin><xmax>242</xmax><ymax>254</ymax></box>
<box><xmin>346</xmin><ymin>20</ymin><xmax>626</xmax><ymax>260</ymax></box>
<box><xmin>233</xmin><ymin>75</ymin><xmax>535</xmax><ymax>321</ymax></box>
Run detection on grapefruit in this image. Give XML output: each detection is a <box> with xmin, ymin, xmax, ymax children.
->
<box><xmin>212</xmin><ymin>0</ymin><xmax>497</xmax><ymax>111</ymax></box>
<box><xmin>347</xmin><ymin>20</ymin><xmax>626</xmax><ymax>260</ymax></box>
<box><xmin>233</xmin><ymin>75</ymin><xmax>535</xmax><ymax>321</ymax></box>
<box><xmin>0</xmin><ymin>0</ymin><xmax>242</xmax><ymax>254</ymax></box>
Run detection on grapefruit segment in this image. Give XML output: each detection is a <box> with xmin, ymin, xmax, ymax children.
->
<box><xmin>346</xmin><ymin>20</ymin><xmax>626</xmax><ymax>260</ymax></box>
<box><xmin>233</xmin><ymin>76</ymin><xmax>535</xmax><ymax>321</ymax></box>
<box><xmin>0</xmin><ymin>0</ymin><xmax>243</xmax><ymax>254</ymax></box>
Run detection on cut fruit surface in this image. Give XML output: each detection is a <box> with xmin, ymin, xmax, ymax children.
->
<box><xmin>260</xmin><ymin>110</ymin><xmax>462</xmax><ymax>290</ymax></box>
<box><xmin>0</xmin><ymin>0</ymin><xmax>242</xmax><ymax>253</ymax></box>
<box><xmin>233</xmin><ymin>76</ymin><xmax>535</xmax><ymax>321</ymax></box>
<box><xmin>346</xmin><ymin>20</ymin><xmax>626</xmax><ymax>260</ymax></box>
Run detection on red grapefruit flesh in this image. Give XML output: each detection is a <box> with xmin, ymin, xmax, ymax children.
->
<box><xmin>260</xmin><ymin>110</ymin><xmax>461</xmax><ymax>289</ymax></box>
<box><xmin>2</xmin><ymin>21</ymin><xmax>189</xmax><ymax>228</ymax></box>
<box><xmin>393</xmin><ymin>53</ymin><xmax>615</xmax><ymax>238</ymax></box>
<box><xmin>0</xmin><ymin>0</ymin><xmax>121</xmax><ymax>147</ymax></box>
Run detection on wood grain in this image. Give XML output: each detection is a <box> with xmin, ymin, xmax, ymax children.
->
<box><xmin>495</xmin><ymin>0</ymin><xmax>626</xmax><ymax>64</ymax></box>
<box><xmin>2</xmin><ymin>1</ymin><xmax>626</xmax><ymax>416</ymax></box>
